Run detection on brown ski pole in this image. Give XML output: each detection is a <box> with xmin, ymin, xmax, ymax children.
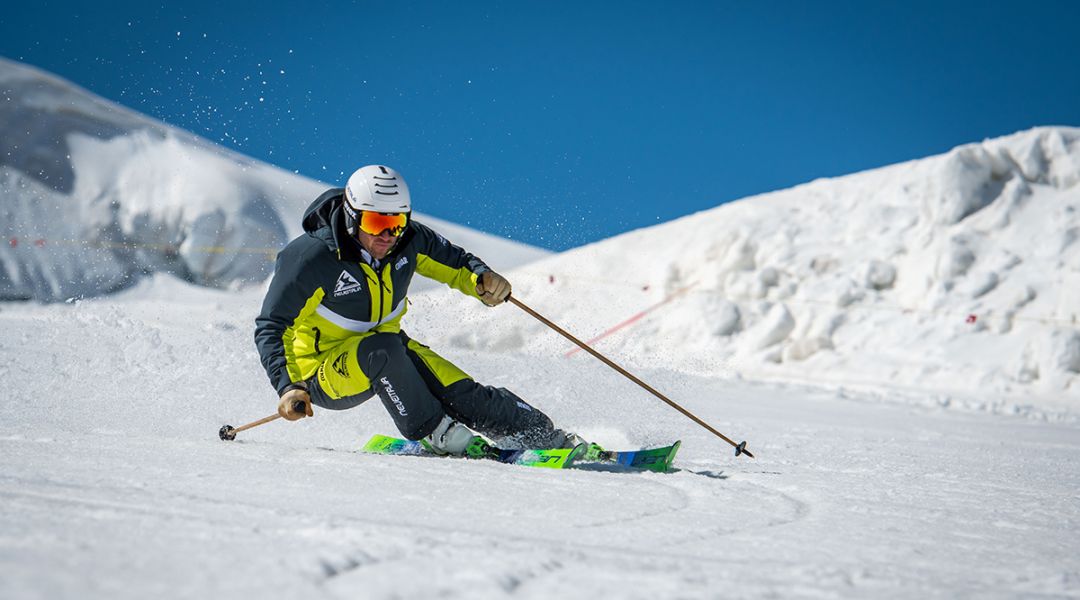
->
<box><xmin>507</xmin><ymin>295</ymin><xmax>754</xmax><ymax>458</ymax></box>
<box><xmin>219</xmin><ymin>401</ymin><xmax>307</xmax><ymax>441</ymax></box>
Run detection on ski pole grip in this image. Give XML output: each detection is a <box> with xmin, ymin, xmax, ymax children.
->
<box><xmin>293</xmin><ymin>400</ymin><xmax>308</xmax><ymax>414</ymax></box>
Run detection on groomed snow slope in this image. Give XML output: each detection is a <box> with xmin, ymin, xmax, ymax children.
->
<box><xmin>430</xmin><ymin>127</ymin><xmax>1080</xmax><ymax>409</ymax></box>
<box><xmin>2</xmin><ymin>56</ymin><xmax>1078</xmax><ymax>597</ymax></box>
<box><xmin>0</xmin><ymin>57</ymin><xmax>549</xmax><ymax>301</ymax></box>
<box><xmin>1</xmin><ymin>279</ymin><xmax>1078</xmax><ymax>598</ymax></box>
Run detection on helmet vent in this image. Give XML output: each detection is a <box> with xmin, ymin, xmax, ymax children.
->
<box><xmin>346</xmin><ymin>165</ymin><xmax>411</xmax><ymax>213</ymax></box>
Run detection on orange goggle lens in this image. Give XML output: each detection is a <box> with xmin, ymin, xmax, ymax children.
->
<box><xmin>357</xmin><ymin>211</ymin><xmax>408</xmax><ymax>236</ymax></box>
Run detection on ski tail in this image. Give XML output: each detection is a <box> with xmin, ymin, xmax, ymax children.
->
<box><xmin>363</xmin><ymin>433</ymin><xmax>426</xmax><ymax>456</ymax></box>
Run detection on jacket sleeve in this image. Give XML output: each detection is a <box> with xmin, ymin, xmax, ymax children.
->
<box><xmin>411</xmin><ymin>221</ymin><xmax>490</xmax><ymax>300</ymax></box>
<box><xmin>254</xmin><ymin>243</ymin><xmax>323</xmax><ymax>396</ymax></box>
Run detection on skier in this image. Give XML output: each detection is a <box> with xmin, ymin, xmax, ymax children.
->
<box><xmin>254</xmin><ymin>165</ymin><xmax>583</xmax><ymax>457</ymax></box>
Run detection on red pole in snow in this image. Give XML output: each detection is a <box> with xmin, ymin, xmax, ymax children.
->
<box><xmin>565</xmin><ymin>282</ymin><xmax>697</xmax><ymax>357</ymax></box>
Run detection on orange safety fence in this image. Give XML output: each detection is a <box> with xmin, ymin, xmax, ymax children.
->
<box><xmin>508</xmin><ymin>271</ymin><xmax>1079</xmax><ymax>355</ymax></box>
<box><xmin>6</xmin><ymin>236</ymin><xmax>279</xmax><ymax>259</ymax></box>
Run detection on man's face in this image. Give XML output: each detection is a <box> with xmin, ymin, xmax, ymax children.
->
<box><xmin>356</xmin><ymin>229</ymin><xmax>398</xmax><ymax>260</ymax></box>
<box><xmin>350</xmin><ymin>209</ymin><xmax>407</xmax><ymax>260</ymax></box>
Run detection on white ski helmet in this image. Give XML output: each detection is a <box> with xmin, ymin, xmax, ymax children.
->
<box><xmin>344</xmin><ymin>165</ymin><xmax>411</xmax><ymax>214</ymax></box>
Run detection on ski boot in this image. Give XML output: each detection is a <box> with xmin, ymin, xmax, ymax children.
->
<box><xmin>422</xmin><ymin>416</ymin><xmax>498</xmax><ymax>459</ymax></box>
<box><xmin>555</xmin><ymin>430</ymin><xmax>605</xmax><ymax>461</ymax></box>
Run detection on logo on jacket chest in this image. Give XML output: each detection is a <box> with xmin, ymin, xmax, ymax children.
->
<box><xmin>334</xmin><ymin>270</ymin><xmax>363</xmax><ymax>297</ymax></box>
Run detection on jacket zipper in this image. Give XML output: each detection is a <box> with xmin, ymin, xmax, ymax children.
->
<box><xmin>377</xmin><ymin>264</ymin><xmax>388</xmax><ymax>323</ymax></box>
<box><xmin>362</xmin><ymin>265</ymin><xmax>383</xmax><ymax>325</ymax></box>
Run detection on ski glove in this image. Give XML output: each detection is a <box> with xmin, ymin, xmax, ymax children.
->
<box><xmin>476</xmin><ymin>270</ymin><xmax>511</xmax><ymax>306</ymax></box>
<box><xmin>278</xmin><ymin>387</ymin><xmax>313</xmax><ymax>421</ymax></box>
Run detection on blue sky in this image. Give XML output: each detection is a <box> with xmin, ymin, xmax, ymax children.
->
<box><xmin>3</xmin><ymin>1</ymin><xmax>1079</xmax><ymax>250</ymax></box>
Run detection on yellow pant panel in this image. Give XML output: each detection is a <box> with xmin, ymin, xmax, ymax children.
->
<box><xmin>406</xmin><ymin>339</ymin><xmax>471</xmax><ymax>387</ymax></box>
<box><xmin>289</xmin><ymin>311</ymin><xmax>404</xmax><ymax>382</ymax></box>
<box><xmin>314</xmin><ymin>334</ymin><xmax>373</xmax><ymax>399</ymax></box>
<box><xmin>312</xmin><ymin>334</ymin><xmax>472</xmax><ymax>401</ymax></box>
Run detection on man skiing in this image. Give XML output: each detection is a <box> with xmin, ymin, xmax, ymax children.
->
<box><xmin>254</xmin><ymin>165</ymin><xmax>582</xmax><ymax>457</ymax></box>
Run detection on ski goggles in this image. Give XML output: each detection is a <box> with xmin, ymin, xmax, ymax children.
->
<box><xmin>354</xmin><ymin>210</ymin><xmax>409</xmax><ymax>237</ymax></box>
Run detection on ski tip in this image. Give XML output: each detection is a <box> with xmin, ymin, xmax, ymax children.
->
<box><xmin>665</xmin><ymin>440</ymin><xmax>682</xmax><ymax>471</ymax></box>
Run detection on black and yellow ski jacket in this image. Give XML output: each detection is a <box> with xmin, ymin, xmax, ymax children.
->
<box><xmin>254</xmin><ymin>188</ymin><xmax>490</xmax><ymax>396</ymax></box>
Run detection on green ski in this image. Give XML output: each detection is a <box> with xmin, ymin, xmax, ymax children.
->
<box><xmin>362</xmin><ymin>434</ymin><xmax>585</xmax><ymax>469</ymax></box>
<box><xmin>363</xmin><ymin>435</ymin><xmax>680</xmax><ymax>472</ymax></box>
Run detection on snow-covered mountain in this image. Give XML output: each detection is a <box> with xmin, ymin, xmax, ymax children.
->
<box><xmin>422</xmin><ymin>127</ymin><xmax>1080</xmax><ymax>402</ymax></box>
<box><xmin>0</xmin><ymin>57</ymin><xmax>549</xmax><ymax>301</ymax></box>
<box><xmin>2</xmin><ymin>58</ymin><xmax>1079</xmax><ymax>599</ymax></box>
<box><xmin>4</xmin><ymin>54</ymin><xmax>1076</xmax><ymax>403</ymax></box>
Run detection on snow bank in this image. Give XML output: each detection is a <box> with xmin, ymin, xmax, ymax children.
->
<box><xmin>423</xmin><ymin>127</ymin><xmax>1080</xmax><ymax>403</ymax></box>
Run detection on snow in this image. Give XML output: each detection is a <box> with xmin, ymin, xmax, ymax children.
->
<box><xmin>0</xmin><ymin>57</ymin><xmax>549</xmax><ymax>301</ymax></box>
<box><xmin>2</xmin><ymin>57</ymin><xmax>1080</xmax><ymax>597</ymax></box>
<box><xmin>3</xmin><ymin>284</ymin><xmax>1079</xmax><ymax>598</ymax></box>
<box><xmin>436</xmin><ymin>126</ymin><xmax>1080</xmax><ymax>409</ymax></box>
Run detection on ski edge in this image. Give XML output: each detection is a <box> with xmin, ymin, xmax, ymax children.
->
<box><xmin>362</xmin><ymin>434</ymin><xmax>582</xmax><ymax>469</ymax></box>
<box><xmin>363</xmin><ymin>434</ymin><xmax>679</xmax><ymax>472</ymax></box>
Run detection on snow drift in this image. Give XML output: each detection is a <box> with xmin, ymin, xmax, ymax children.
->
<box><xmin>422</xmin><ymin>127</ymin><xmax>1080</xmax><ymax>401</ymax></box>
<box><xmin>0</xmin><ymin>57</ymin><xmax>549</xmax><ymax>301</ymax></box>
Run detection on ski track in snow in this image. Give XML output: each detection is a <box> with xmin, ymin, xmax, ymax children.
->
<box><xmin>2</xmin><ymin>287</ymin><xmax>1079</xmax><ymax>598</ymax></box>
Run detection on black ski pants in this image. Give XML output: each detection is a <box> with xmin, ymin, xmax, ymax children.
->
<box><xmin>307</xmin><ymin>331</ymin><xmax>557</xmax><ymax>446</ymax></box>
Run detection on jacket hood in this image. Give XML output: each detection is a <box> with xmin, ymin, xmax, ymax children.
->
<box><xmin>302</xmin><ymin>188</ymin><xmax>344</xmax><ymax>234</ymax></box>
<box><xmin>301</xmin><ymin>187</ymin><xmax>354</xmax><ymax>258</ymax></box>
